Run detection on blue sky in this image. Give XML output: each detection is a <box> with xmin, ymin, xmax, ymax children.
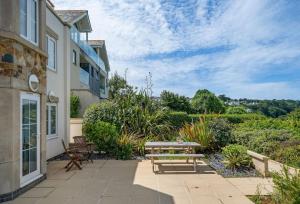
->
<box><xmin>53</xmin><ymin>0</ymin><xmax>300</xmax><ymax>99</ymax></box>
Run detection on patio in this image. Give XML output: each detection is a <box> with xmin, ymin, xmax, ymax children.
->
<box><xmin>4</xmin><ymin>160</ymin><xmax>272</xmax><ymax>204</ymax></box>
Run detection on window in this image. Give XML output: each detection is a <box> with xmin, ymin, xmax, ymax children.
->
<box><xmin>46</xmin><ymin>104</ymin><xmax>57</xmax><ymax>137</ymax></box>
<box><xmin>46</xmin><ymin>35</ymin><xmax>56</xmax><ymax>71</ymax></box>
<box><xmin>19</xmin><ymin>0</ymin><xmax>38</xmax><ymax>44</ymax></box>
<box><xmin>72</xmin><ymin>50</ymin><xmax>77</xmax><ymax>65</ymax></box>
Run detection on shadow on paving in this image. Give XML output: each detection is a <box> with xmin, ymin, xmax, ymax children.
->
<box><xmin>7</xmin><ymin>160</ymin><xmax>176</xmax><ymax>204</ymax></box>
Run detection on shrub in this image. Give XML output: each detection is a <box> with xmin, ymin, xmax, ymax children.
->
<box><xmin>179</xmin><ymin>117</ymin><xmax>213</xmax><ymax>150</ymax></box>
<box><xmin>168</xmin><ymin>111</ymin><xmax>191</xmax><ymax>129</ymax></box>
<box><xmin>189</xmin><ymin>114</ymin><xmax>265</xmax><ymax>124</ymax></box>
<box><xmin>275</xmin><ymin>146</ymin><xmax>300</xmax><ymax>168</ymax></box>
<box><xmin>191</xmin><ymin>89</ymin><xmax>225</xmax><ymax>114</ymax></box>
<box><xmin>83</xmin><ymin>101</ymin><xmax>118</xmax><ymax>127</ymax></box>
<box><xmin>83</xmin><ymin>121</ymin><xmax>119</xmax><ymax>154</ymax></box>
<box><xmin>208</xmin><ymin>118</ymin><xmax>233</xmax><ymax>148</ymax></box>
<box><xmin>222</xmin><ymin>144</ymin><xmax>252</xmax><ymax>171</ymax></box>
<box><xmin>272</xmin><ymin>166</ymin><xmax>300</xmax><ymax>204</ymax></box>
<box><xmin>116</xmin><ymin>134</ymin><xmax>135</xmax><ymax>160</ymax></box>
<box><xmin>160</xmin><ymin>90</ymin><xmax>192</xmax><ymax>113</ymax></box>
<box><xmin>233</xmin><ymin>129</ymin><xmax>293</xmax><ymax>156</ymax></box>
<box><xmin>83</xmin><ymin>91</ymin><xmax>171</xmax><ymax>138</ymax></box>
<box><xmin>70</xmin><ymin>93</ymin><xmax>80</xmax><ymax>118</ymax></box>
<box><xmin>226</xmin><ymin>106</ymin><xmax>247</xmax><ymax>114</ymax></box>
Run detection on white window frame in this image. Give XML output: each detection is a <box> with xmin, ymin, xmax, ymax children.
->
<box><xmin>19</xmin><ymin>0</ymin><xmax>39</xmax><ymax>45</ymax></box>
<box><xmin>46</xmin><ymin>103</ymin><xmax>57</xmax><ymax>139</ymax></box>
<box><xmin>46</xmin><ymin>35</ymin><xmax>57</xmax><ymax>71</ymax></box>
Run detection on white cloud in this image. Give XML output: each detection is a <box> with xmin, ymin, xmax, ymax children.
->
<box><xmin>52</xmin><ymin>0</ymin><xmax>300</xmax><ymax>99</ymax></box>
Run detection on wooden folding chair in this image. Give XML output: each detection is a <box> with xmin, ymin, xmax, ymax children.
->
<box><xmin>73</xmin><ymin>136</ymin><xmax>94</xmax><ymax>163</ymax></box>
<box><xmin>61</xmin><ymin>140</ymin><xmax>82</xmax><ymax>172</ymax></box>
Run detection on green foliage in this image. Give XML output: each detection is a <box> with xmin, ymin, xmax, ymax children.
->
<box><xmin>168</xmin><ymin>112</ymin><xmax>192</xmax><ymax>129</ymax></box>
<box><xmin>288</xmin><ymin>108</ymin><xmax>300</xmax><ymax>120</ymax></box>
<box><xmin>233</xmin><ymin>117</ymin><xmax>300</xmax><ymax>168</ymax></box>
<box><xmin>226</xmin><ymin>106</ymin><xmax>247</xmax><ymax>114</ymax></box>
<box><xmin>108</xmin><ymin>72</ymin><xmax>132</xmax><ymax>100</ymax></box>
<box><xmin>83</xmin><ymin>101</ymin><xmax>118</xmax><ymax>126</ymax></box>
<box><xmin>179</xmin><ymin>117</ymin><xmax>213</xmax><ymax>150</ymax></box>
<box><xmin>116</xmin><ymin>133</ymin><xmax>135</xmax><ymax>160</ymax></box>
<box><xmin>189</xmin><ymin>113</ymin><xmax>265</xmax><ymax>124</ymax></box>
<box><xmin>208</xmin><ymin>118</ymin><xmax>233</xmax><ymax>148</ymax></box>
<box><xmin>83</xmin><ymin>121</ymin><xmax>119</xmax><ymax>155</ymax></box>
<box><xmin>246</xmin><ymin>100</ymin><xmax>300</xmax><ymax>118</ymax></box>
<box><xmin>275</xmin><ymin>146</ymin><xmax>300</xmax><ymax>168</ymax></box>
<box><xmin>272</xmin><ymin>166</ymin><xmax>300</xmax><ymax>204</ymax></box>
<box><xmin>160</xmin><ymin>90</ymin><xmax>192</xmax><ymax>113</ymax></box>
<box><xmin>222</xmin><ymin>144</ymin><xmax>252</xmax><ymax>170</ymax></box>
<box><xmin>70</xmin><ymin>93</ymin><xmax>80</xmax><ymax>118</ymax></box>
<box><xmin>84</xmin><ymin>88</ymin><xmax>170</xmax><ymax>139</ymax></box>
<box><xmin>191</xmin><ymin>89</ymin><xmax>225</xmax><ymax>114</ymax></box>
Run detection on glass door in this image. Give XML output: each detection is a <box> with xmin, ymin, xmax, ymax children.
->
<box><xmin>20</xmin><ymin>93</ymin><xmax>40</xmax><ymax>186</ymax></box>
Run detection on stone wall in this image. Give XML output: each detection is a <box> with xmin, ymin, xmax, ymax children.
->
<box><xmin>0</xmin><ymin>36</ymin><xmax>47</xmax><ymax>196</ymax></box>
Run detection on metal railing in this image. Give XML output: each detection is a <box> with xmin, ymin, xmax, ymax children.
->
<box><xmin>80</xmin><ymin>68</ymin><xmax>90</xmax><ymax>87</ymax></box>
<box><xmin>70</xmin><ymin>26</ymin><xmax>106</xmax><ymax>71</ymax></box>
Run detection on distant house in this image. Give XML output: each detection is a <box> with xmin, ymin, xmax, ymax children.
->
<box><xmin>0</xmin><ymin>0</ymin><xmax>110</xmax><ymax>201</ymax></box>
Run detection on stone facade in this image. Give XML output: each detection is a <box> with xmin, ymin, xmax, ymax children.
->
<box><xmin>0</xmin><ymin>36</ymin><xmax>47</xmax><ymax>199</ymax></box>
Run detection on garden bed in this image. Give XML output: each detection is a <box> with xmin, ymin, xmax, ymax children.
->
<box><xmin>207</xmin><ymin>153</ymin><xmax>260</xmax><ymax>177</ymax></box>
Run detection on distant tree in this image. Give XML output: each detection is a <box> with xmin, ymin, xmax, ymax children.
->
<box><xmin>191</xmin><ymin>89</ymin><xmax>225</xmax><ymax>114</ymax></box>
<box><xmin>218</xmin><ymin>94</ymin><xmax>231</xmax><ymax>103</ymax></box>
<box><xmin>108</xmin><ymin>72</ymin><xmax>132</xmax><ymax>99</ymax></box>
<box><xmin>226</xmin><ymin>106</ymin><xmax>247</xmax><ymax>114</ymax></box>
<box><xmin>160</xmin><ymin>90</ymin><xmax>192</xmax><ymax>113</ymax></box>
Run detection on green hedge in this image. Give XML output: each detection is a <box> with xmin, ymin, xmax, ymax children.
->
<box><xmin>168</xmin><ymin>112</ymin><xmax>191</xmax><ymax>129</ymax></box>
<box><xmin>189</xmin><ymin>113</ymin><xmax>265</xmax><ymax>124</ymax></box>
<box><xmin>168</xmin><ymin>112</ymin><xmax>265</xmax><ymax>128</ymax></box>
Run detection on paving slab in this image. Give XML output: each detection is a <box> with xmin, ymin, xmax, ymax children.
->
<box><xmin>5</xmin><ymin>160</ymin><xmax>256</xmax><ymax>204</ymax></box>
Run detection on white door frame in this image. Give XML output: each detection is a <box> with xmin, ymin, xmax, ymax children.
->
<box><xmin>20</xmin><ymin>92</ymin><xmax>41</xmax><ymax>187</ymax></box>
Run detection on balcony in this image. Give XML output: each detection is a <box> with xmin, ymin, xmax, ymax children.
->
<box><xmin>80</xmin><ymin>68</ymin><xmax>90</xmax><ymax>87</ymax></box>
<box><xmin>70</xmin><ymin>26</ymin><xmax>106</xmax><ymax>71</ymax></box>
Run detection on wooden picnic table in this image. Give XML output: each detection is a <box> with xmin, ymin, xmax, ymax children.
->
<box><xmin>145</xmin><ymin>141</ymin><xmax>203</xmax><ymax>172</ymax></box>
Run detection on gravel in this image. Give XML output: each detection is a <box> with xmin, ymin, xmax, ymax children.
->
<box><xmin>207</xmin><ymin>153</ymin><xmax>260</xmax><ymax>177</ymax></box>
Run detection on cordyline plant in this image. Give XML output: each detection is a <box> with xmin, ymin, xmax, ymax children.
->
<box><xmin>179</xmin><ymin>116</ymin><xmax>213</xmax><ymax>150</ymax></box>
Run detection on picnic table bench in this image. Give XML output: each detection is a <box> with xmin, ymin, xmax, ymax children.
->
<box><xmin>145</xmin><ymin>142</ymin><xmax>204</xmax><ymax>172</ymax></box>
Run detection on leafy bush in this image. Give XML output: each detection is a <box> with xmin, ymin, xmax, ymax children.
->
<box><xmin>83</xmin><ymin>92</ymin><xmax>171</xmax><ymax>138</ymax></box>
<box><xmin>160</xmin><ymin>90</ymin><xmax>192</xmax><ymax>113</ymax></box>
<box><xmin>191</xmin><ymin>89</ymin><xmax>225</xmax><ymax>114</ymax></box>
<box><xmin>83</xmin><ymin>101</ymin><xmax>118</xmax><ymax>126</ymax></box>
<box><xmin>222</xmin><ymin>144</ymin><xmax>252</xmax><ymax>171</ymax></box>
<box><xmin>275</xmin><ymin>146</ymin><xmax>300</xmax><ymax>168</ymax></box>
<box><xmin>208</xmin><ymin>118</ymin><xmax>233</xmax><ymax>148</ymax></box>
<box><xmin>70</xmin><ymin>93</ymin><xmax>80</xmax><ymax>118</ymax></box>
<box><xmin>83</xmin><ymin>121</ymin><xmax>119</xmax><ymax>154</ymax></box>
<box><xmin>116</xmin><ymin>134</ymin><xmax>135</xmax><ymax>160</ymax></box>
<box><xmin>179</xmin><ymin>117</ymin><xmax>213</xmax><ymax>150</ymax></box>
<box><xmin>233</xmin><ymin>129</ymin><xmax>293</xmax><ymax>156</ymax></box>
<box><xmin>272</xmin><ymin>166</ymin><xmax>300</xmax><ymax>204</ymax></box>
<box><xmin>226</xmin><ymin>106</ymin><xmax>247</xmax><ymax>114</ymax></box>
<box><xmin>168</xmin><ymin>111</ymin><xmax>191</xmax><ymax>129</ymax></box>
<box><xmin>189</xmin><ymin>113</ymin><xmax>265</xmax><ymax>124</ymax></box>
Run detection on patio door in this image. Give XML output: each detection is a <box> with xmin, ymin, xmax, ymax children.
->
<box><xmin>20</xmin><ymin>93</ymin><xmax>41</xmax><ymax>186</ymax></box>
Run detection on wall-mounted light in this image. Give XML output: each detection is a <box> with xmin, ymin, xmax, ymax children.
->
<box><xmin>28</xmin><ymin>74</ymin><xmax>39</xmax><ymax>92</ymax></box>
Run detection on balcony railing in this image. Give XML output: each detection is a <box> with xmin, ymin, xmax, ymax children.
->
<box><xmin>70</xmin><ymin>26</ymin><xmax>106</xmax><ymax>71</ymax></box>
<box><xmin>80</xmin><ymin>68</ymin><xmax>90</xmax><ymax>87</ymax></box>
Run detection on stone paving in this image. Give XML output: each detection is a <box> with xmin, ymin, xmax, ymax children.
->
<box><xmin>4</xmin><ymin>160</ymin><xmax>273</xmax><ymax>204</ymax></box>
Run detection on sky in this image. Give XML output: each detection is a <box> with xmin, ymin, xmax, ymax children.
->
<box><xmin>52</xmin><ymin>0</ymin><xmax>300</xmax><ymax>99</ymax></box>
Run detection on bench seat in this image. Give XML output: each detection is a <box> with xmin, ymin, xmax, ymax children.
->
<box><xmin>146</xmin><ymin>153</ymin><xmax>204</xmax><ymax>158</ymax></box>
<box><xmin>146</xmin><ymin>153</ymin><xmax>205</xmax><ymax>172</ymax></box>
